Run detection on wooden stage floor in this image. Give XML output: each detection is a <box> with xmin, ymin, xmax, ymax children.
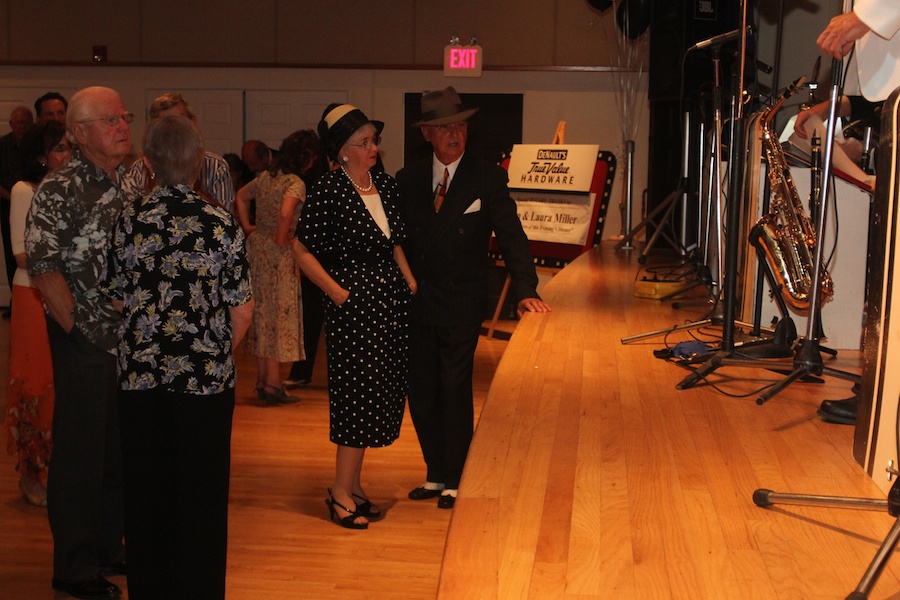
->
<box><xmin>1</xmin><ymin>240</ymin><xmax>898</xmax><ymax>599</ymax></box>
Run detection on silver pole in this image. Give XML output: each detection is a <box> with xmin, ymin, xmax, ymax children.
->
<box><xmin>679</xmin><ymin>111</ymin><xmax>692</xmax><ymax>253</ymax></box>
<box><xmin>620</xmin><ymin>139</ymin><xmax>636</xmax><ymax>250</ymax></box>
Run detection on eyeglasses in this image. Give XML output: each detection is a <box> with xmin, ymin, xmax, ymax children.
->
<box><xmin>431</xmin><ymin>121</ymin><xmax>468</xmax><ymax>133</ymax></box>
<box><xmin>348</xmin><ymin>135</ymin><xmax>381</xmax><ymax>150</ymax></box>
<box><xmin>79</xmin><ymin>113</ymin><xmax>135</xmax><ymax>127</ymax></box>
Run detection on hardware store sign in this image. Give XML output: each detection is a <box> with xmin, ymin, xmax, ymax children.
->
<box><xmin>507</xmin><ymin>144</ymin><xmax>599</xmax><ymax>245</ymax></box>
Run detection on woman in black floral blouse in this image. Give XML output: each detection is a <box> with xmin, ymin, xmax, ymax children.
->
<box><xmin>106</xmin><ymin>115</ymin><xmax>254</xmax><ymax>600</ymax></box>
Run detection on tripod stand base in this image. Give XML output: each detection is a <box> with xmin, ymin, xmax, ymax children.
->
<box><xmin>752</xmin><ymin>488</ymin><xmax>887</xmax><ymax>511</ymax></box>
<box><xmin>676</xmin><ymin>337</ymin><xmax>860</xmax><ymax>403</ymax></box>
<box><xmin>753</xmin><ymin>478</ymin><xmax>900</xmax><ymax>599</ymax></box>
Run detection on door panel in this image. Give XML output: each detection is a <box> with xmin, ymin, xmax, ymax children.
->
<box><xmin>244</xmin><ymin>90</ymin><xmax>349</xmax><ymax>149</ymax></box>
<box><xmin>144</xmin><ymin>89</ymin><xmax>244</xmax><ymax>158</ymax></box>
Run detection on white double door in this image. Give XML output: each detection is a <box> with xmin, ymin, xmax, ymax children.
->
<box><xmin>145</xmin><ymin>89</ymin><xmax>349</xmax><ymax>158</ymax></box>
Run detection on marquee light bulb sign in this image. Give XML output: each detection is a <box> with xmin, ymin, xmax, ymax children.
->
<box><xmin>444</xmin><ymin>37</ymin><xmax>483</xmax><ymax>78</ymax></box>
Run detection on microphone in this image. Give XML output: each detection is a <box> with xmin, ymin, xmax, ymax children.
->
<box><xmin>687</xmin><ymin>28</ymin><xmax>743</xmax><ymax>52</ymax></box>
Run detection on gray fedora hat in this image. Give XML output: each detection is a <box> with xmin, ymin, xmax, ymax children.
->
<box><xmin>412</xmin><ymin>86</ymin><xmax>479</xmax><ymax>127</ymax></box>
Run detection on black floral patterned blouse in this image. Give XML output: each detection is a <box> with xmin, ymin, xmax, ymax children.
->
<box><xmin>106</xmin><ymin>184</ymin><xmax>252</xmax><ymax>395</ymax></box>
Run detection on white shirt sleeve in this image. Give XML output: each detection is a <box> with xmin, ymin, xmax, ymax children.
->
<box><xmin>852</xmin><ymin>0</ymin><xmax>900</xmax><ymax>100</ymax></box>
<box><xmin>10</xmin><ymin>180</ymin><xmax>34</xmax><ymax>256</ymax></box>
<box><xmin>855</xmin><ymin>0</ymin><xmax>900</xmax><ymax>41</ymax></box>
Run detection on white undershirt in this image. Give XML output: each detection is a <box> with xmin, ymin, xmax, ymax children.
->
<box><xmin>432</xmin><ymin>153</ymin><xmax>463</xmax><ymax>190</ymax></box>
<box><xmin>362</xmin><ymin>192</ymin><xmax>390</xmax><ymax>238</ymax></box>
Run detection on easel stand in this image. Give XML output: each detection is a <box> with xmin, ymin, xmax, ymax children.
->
<box><xmin>487</xmin><ymin>124</ymin><xmax>617</xmax><ymax>339</ymax></box>
<box><xmin>753</xmin><ymin>477</ymin><xmax>900</xmax><ymax>599</ymax></box>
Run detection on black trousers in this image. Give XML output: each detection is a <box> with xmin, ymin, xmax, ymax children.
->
<box><xmin>407</xmin><ymin>322</ymin><xmax>481</xmax><ymax>489</ymax></box>
<box><xmin>1</xmin><ymin>196</ymin><xmax>15</xmax><ymax>301</ymax></box>
<box><xmin>45</xmin><ymin>317</ymin><xmax>125</xmax><ymax>582</ymax></box>
<box><xmin>119</xmin><ymin>388</ymin><xmax>235</xmax><ymax>600</ymax></box>
<box><xmin>289</xmin><ymin>275</ymin><xmax>324</xmax><ymax>381</ymax></box>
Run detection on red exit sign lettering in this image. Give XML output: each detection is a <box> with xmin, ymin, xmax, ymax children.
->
<box><xmin>443</xmin><ymin>44</ymin><xmax>483</xmax><ymax>78</ymax></box>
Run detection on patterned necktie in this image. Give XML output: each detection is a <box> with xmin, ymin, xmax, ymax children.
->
<box><xmin>434</xmin><ymin>167</ymin><xmax>449</xmax><ymax>212</ymax></box>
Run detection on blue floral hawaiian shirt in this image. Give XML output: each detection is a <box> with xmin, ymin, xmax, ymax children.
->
<box><xmin>106</xmin><ymin>184</ymin><xmax>251</xmax><ymax>395</ymax></box>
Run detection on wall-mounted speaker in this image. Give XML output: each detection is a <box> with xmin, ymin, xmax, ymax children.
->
<box><xmin>645</xmin><ymin>0</ymin><xmax>745</xmax><ymax>252</ymax></box>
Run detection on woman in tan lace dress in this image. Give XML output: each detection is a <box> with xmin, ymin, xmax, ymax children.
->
<box><xmin>236</xmin><ymin>131</ymin><xmax>322</xmax><ymax>405</ymax></box>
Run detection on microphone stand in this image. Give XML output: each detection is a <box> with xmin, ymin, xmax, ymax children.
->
<box><xmin>674</xmin><ymin>0</ymin><xmax>753</xmax><ymax>385</ymax></box>
<box><xmin>620</xmin><ymin>44</ymin><xmax>764</xmax><ymax>345</ymax></box>
<box><xmin>676</xmin><ymin>35</ymin><xmax>860</xmax><ymax>401</ymax></box>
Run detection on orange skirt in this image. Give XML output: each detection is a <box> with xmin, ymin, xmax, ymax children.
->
<box><xmin>4</xmin><ymin>285</ymin><xmax>54</xmax><ymax>476</ymax></box>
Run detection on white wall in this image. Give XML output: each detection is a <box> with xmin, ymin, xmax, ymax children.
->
<box><xmin>0</xmin><ymin>65</ymin><xmax>649</xmax><ymax>244</ymax></box>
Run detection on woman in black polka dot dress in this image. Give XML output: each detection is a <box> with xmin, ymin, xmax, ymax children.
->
<box><xmin>293</xmin><ymin>104</ymin><xmax>416</xmax><ymax>529</ymax></box>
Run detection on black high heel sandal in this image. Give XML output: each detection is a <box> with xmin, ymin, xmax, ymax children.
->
<box><xmin>326</xmin><ymin>490</ymin><xmax>368</xmax><ymax>529</ymax></box>
<box><xmin>255</xmin><ymin>380</ymin><xmax>265</xmax><ymax>400</ymax></box>
<box><xmin>352</xmin><ymin>493</ymin><xmax>381</xmax><ymax>520</ymax></box>
<box><xmin>262</xmin><ymin>383</ymin><xmax>299</xmax><ymax>406</ymax></box>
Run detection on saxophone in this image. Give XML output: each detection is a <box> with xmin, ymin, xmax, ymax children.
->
<box><xmin>750</xmin><ymin>77</ymin><xmax>834</xmax><ymax>311</ymax></box>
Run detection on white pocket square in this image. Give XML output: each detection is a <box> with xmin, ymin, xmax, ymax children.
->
<box><xmin>463</xmin><ymin>199</ymin><xmax>482</xmax><ymax>214</ymax></box>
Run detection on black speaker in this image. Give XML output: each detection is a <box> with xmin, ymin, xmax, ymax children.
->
<box><xmin>645</xmin><ymin>0</ymin><xmax>743</xmax><ymax>252</ymax></box>
<box><xmin>649</xmin><ymin>0</ymin><xmax>740</xmax><ymax>102</ymax></box>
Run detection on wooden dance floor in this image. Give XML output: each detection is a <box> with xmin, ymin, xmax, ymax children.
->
<box><xmin>2</xmin><ymin>240</ymin><xmax>899</xmax><ymax>599</ymax></box>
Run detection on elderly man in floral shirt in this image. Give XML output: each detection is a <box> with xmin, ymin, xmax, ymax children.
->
<box><xmin>25</xmin><ymin>86</ymin><xmax>138</xmax><ymax>600</ymax></box>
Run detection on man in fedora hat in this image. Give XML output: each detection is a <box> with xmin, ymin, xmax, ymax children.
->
<box><xmin>397</xmin><ymin>86</ymin><xmax>550</xmax><ymax>509</ymax></box>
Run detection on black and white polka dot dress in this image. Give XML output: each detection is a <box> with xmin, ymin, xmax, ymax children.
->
<box><xmin>296</xmin><ymin>169</ymin><xmax>411</xmax><ymax>448</ymax></box>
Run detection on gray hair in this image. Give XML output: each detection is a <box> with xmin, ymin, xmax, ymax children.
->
<box><xmin>142</xmin><ymin>115</ymin><xmax>204</xmax><ymax>187</ymax></box>
<box><xmin>148</xmin><ymin>92</ymin><xmax>194</xmax><ymax>121</ymax></box>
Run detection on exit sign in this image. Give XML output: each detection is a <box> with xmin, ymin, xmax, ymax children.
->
<box><xmin>443</xmin><ymin>44</ymin><xmax>483</xmax><ymax>78</ymax></box>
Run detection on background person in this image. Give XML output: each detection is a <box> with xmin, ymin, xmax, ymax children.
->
<box><xmin>129</xmin><ymin>92</ymin><xmax>234</xmax><ymax>212</ymax></box>
<box><xmin>799</xmin><ymin>0</ymin><xmax>900</xmax><ymax>426</ymax></box>
<box><xmin>223</xmin><ymin>152</ymin><xmax>254</xmax><ymax>194</ymax></box>
<box><xmin>0</xmin><ymin>106</ymin><xmax>34</xmax><ymax>202</ymax></box>
<box><xmin>107</xmin><ymin>114</ymin><xmax>253</xmax><ymax>600</ymax></box>
<box><xmin>241</xmin><ymin>139</ymin><xmax>276</xmax><ymax>175</ymax></box>
<box><xmin>34</xmin><ymin>92</ymin><xmax>68</xmax><ymax>123</ymax></box>
<box><xmin>817</xmin><ymin>0</ymin><xmax>900</xmax><ymax>104</ymax></box>
<box><xmin>5</xmin><ymin>119</ymin><xmax>71</xmax><ymax>507</ymax></box>
<box><xmin>293</xmin><ymin>104</ymin><xmax>416</xmax><ymax>529</ymax></box>
<box><xmin>284</xmin><ymin>133</ymin><xmax>329</xmax><ymax>389</ymax></box>
<box><xmin>1</xmin><ymin>105</ymin><xmax>34</xmax><ymax>315</ymax></box>
<box><xmin>235</xmin><ymin>131</ymin><xmax>317</xmax><ymax>405</ymax></box>
<box><xmin>396</xmin><ymin>86</ymin><xmax>550</xmax><ymax>509</ymax></box>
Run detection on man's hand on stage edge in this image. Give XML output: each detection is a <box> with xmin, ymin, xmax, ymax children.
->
<box><xmin>818</xmin><ymin>12</ymin><xmax>871</xmax><ymax>59</ymax></box>
<box><xmin>517</xmin><ymin>297</ymin><xmax>552</xmax><ymax>318</ymax></box>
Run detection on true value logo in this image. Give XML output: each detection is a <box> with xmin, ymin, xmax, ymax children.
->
<box><xmin>507</xmin><ymin>144</ymin><xmax>598</xmax><ymax>193</ymax></box>
<box><xmin>521</xmin><ymin>149</ymin><xmax>574</xmax><ymax>185</ymax></box>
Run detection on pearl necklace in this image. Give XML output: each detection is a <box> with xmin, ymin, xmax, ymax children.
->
<box><xmin>342</xmin><ymin>166</ymin><xmax>374</xmax><ymax>193</ymax></box>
